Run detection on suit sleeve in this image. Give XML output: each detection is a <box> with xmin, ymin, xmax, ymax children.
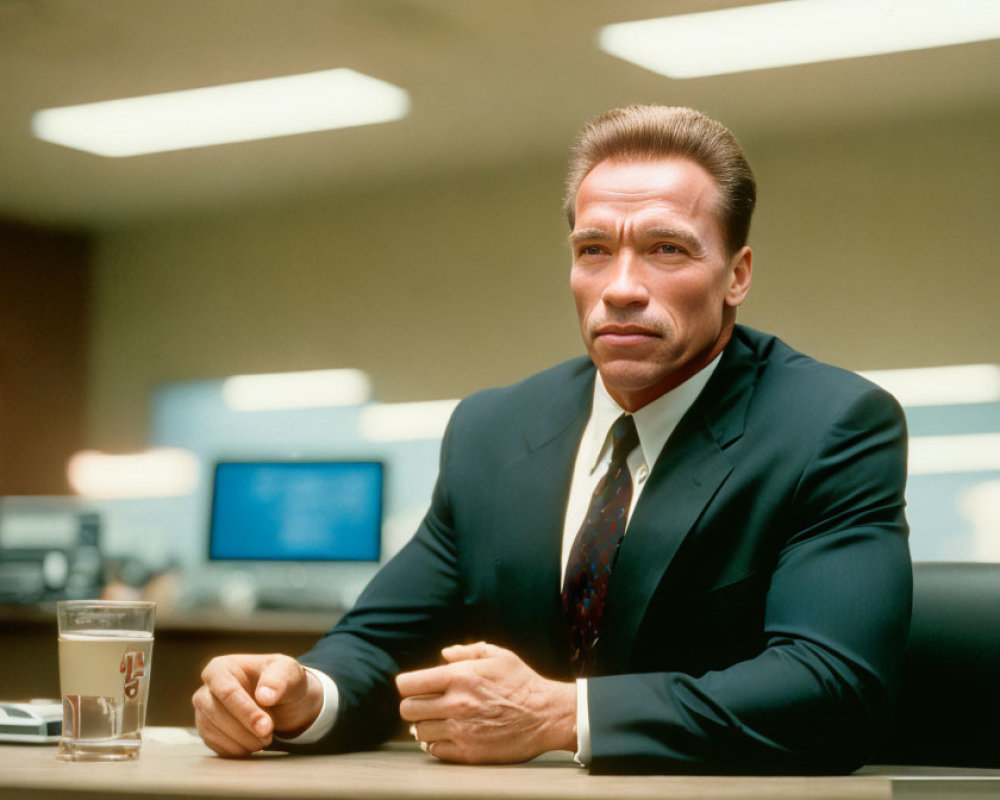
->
<box><xmin>586</xmin><ymin>386</ymin><xmax>912</xmax><ymax>774</ymax></box>
<box><xmin>288</xmin><ymin>405</ymin><xmax>466</xmax><ymax>753</ymax></box>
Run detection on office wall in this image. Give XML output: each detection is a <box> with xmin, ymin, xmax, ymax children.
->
<box><xmin>87</xmin><ymin>108</ymin><xmax>1000</xmax><ymax>450</ymax></box>
<box><xmin>742</xmin><ymin>109</ymin><xmax>1000</xmax><ymax>369</ymax></box>
<box><xmin>88</xmin><ymin>158</ymin><xmax>579</xmax><ymax>450</ymax></box>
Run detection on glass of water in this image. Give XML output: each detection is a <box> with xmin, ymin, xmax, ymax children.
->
<box><xmin>56</xmin><ymin>600</ymin><xmax>155</xmax><ymax>761</ymax></box>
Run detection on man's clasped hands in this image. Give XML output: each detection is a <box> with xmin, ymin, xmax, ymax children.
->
<box><xmin>192</xmin><ymin>642</ymin><xmax>577</xmax><ymax>763</ymax></box>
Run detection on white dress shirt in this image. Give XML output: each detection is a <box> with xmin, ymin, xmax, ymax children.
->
<box><xmin>565</xmin><ymin>357</ymin><xmax>720</xmax><ymax>764</ymax></box>
<box><xmin>282</xmin><ymin>356</ymin><xmax>721</xmax><ymax>756</ymax></box>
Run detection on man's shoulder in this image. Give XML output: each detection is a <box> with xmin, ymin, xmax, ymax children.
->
<box><xmin>734</xmin><ymin>325</ymin><xmax>883</xmax><ymax>393</ymax></box>
<box><xmin>446</xmin><ymin>356</ymin><xmax>594</xmax><ymax>443</ymax></box>
<box><xmin>462</xmin><ymin>356</ymin><xmax>594</xmax><ymax>412</ymax></box>
<box><xmin>728</xmin><ymin>325</ymin><xmax>902</xmax><ymax>423</ymax></box>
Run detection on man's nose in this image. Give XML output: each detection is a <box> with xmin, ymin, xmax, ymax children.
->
<box><xmin>601</xmin><ymin>251</ymin><xmax>650</xmax><ymax>307</ymax></box>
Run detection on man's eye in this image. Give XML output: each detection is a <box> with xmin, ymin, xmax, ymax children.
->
<box><xmin>579</xmin><ymin>245</ymin><xmax>605</xmax><ymax>257</ymax></box>
<box><xmin>656</xmin><ymin>244</ymin><xmax>682</xmax><ymax>255</ymax></box>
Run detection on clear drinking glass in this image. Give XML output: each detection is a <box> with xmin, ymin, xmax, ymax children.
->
<box><xmin>56</xmin><ymin>600</ymin><xmax>155</xmax><ymax>761</ymax></box>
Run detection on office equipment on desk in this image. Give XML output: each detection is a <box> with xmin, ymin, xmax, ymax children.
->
<box><xmin>0</xmin><ymin>700</ymin><xmax>61</xmax><ymax>743</ymax></box>
<box><xmin>208</xmin><ymin>460</ymin><xmax>383</xmax><ymax>562</ymax></box>
<box><xmin>192</xmin><ymin>460</ymin><xmax>384</xmax><ymax>611</ymax></box>
<box><xmin>0</xmin><ymin>503</ymin><xmax>103</xmax><ymax>604</ymax></box>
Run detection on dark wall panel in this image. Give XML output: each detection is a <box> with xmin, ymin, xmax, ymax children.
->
<box><xmin>0</xmin><ymin>220</ymin><xmax>90</xmax><ymax>495</ymax></box>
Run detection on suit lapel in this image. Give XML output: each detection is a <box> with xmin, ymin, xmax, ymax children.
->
<box><xmin>490</xmin><ymin>360</ymin><xmax>593</xmax><ymax>676</ymax></box>
<box><xmin>596</xmin><ymin>330</ymin><xmax>762</xmax><ymax>672</ymax></box>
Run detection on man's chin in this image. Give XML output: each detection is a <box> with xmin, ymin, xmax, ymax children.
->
<box><xmin>593</xmin><ymin>361</ymin><xmax>670</xmax><ymax>394</ymax></box>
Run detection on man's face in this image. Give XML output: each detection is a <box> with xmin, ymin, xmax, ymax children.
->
<box><xmin>569</xmin><ymin>157</ymin><xmax>752</xmax><ymax>412</ymax></box>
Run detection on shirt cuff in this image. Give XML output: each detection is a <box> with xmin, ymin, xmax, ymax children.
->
<box><xmin>574</xmin><ymin>678</ymin><xmax>591</xmax><ymax>767</ymax></box>
<box><xmin>273</xmin><ymin>666</ymin><xmax>339</xmax><ymax>745</ymax></box>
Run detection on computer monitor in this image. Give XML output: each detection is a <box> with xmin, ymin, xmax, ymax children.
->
<box><xmin>208</xmin><ymin>461</ymin><xmax>383</xmax><ymax>562</ymax></box>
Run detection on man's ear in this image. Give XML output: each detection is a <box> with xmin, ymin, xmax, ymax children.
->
<box><xmin>725</xmin><ymin>247</ymin><xmax>752</xmax><ymax>308</ymax></box>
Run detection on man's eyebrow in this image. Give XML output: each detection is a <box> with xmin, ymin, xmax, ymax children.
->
<box><xmin>568</xmin><ymin>226</ymin><xmax>707</xmax><ymax>254</ymax></box>
<box><xmin>642</xmin><ymin>227</ymin><xmax>704</xmax><ymax>252</ymax></box>
<box><xmin>568</xmin><ymin>228</ymin><xmax>612</xmax><ymax>246</ymax></box>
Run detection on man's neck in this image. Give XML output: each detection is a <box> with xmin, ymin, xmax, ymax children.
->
<box><xmin>609</xmin><ymin>324</ymin><xmax>734</xmax><ymax>412</ymax></box>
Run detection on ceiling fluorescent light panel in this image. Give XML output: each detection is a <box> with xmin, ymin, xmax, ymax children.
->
<box><xmin>858</xmin><ymin>364</ymin><xmax>1000</xmax><ymax>407</ymax></box>
<box><xmin>908</xmin><ymin>433</ymin><xmax>1000</xmax><ymax>475</ymax></box>
<box><xmin>599</xmin><ymin>0</ymin><xmax>1000</xmax><ymax>79</ymax></box>
<box><xmin>359</xmin><ymin>399</ymin><xmax>460</xmax><ymax>442</ymax></box>
<box><xmin>67</xmin><ymin>448</ymin><xmax>200</xmax><ymax>499</ymax></box>
<box><xmin>222</xmin><ymin>368</ymin><xmax>373</xmax><ymax>411</ymax></box>
<box><xmin>32</xmin><ymin>68</ymin><xmax>411</xmax><ymax>157</ymax></box>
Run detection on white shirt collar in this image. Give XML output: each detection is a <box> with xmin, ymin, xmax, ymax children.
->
<box><xmin>584</xmin><ymin>354</ymin><xmax>722</xmax><ymax>475</ymax></box>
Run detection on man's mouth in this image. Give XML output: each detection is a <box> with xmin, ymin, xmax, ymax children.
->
<box><xmin>594</xmin><ymin>325</ymin><xmax>661</xmax><ymax>346</ymax></box>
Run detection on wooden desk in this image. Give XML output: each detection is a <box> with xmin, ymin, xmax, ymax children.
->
<box><xmin>1</xmin><ymin>728</ymin><xmax>999</xmax><ymax>800</ymax></box>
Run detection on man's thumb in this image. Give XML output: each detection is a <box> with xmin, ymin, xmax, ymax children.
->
<box><xmin>441</xmin><ymin>641</ymin><xmax>499</xmax><ymax>662</ymax></box>
<box><xmin>254</xmin><ymin>656</ymin><xmax>301</xmax><ymax>707</ymax></box>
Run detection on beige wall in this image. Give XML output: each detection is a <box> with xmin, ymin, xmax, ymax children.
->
<box><xmin>88</xmin><ymin>109</ymin><xmax>1000</xmax><ymax>450</ymax></box>
<box><xmin>741</xmin><ymin>109</ymin><xmax>1000</xmax><ymax>369</ymax></box>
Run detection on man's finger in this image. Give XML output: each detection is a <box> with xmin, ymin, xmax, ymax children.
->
<box><xmin>204</xmin><ymin>670</ymin><xmax>272</xmax><ymax>738</ymax></box>
<box><xmin>399</xmin><ymin>693</ymin><xmax>449</xmax><ymax>722</ymax></box>
<box><xmin>410</xmin><ymin>719</ymin><xmax>451</xmax><ymax>743</ymax></box>
<box><xmin>192</xmin><ymin>686</ymin><xmax>270</xmax><ymax>753</ymax></box>
<box><xmin>440</xmin><ymin>641</ymin><xmax>499</xmax><ymax>662</ymax></box>
<box><xmin>424</xmin><ymin>739</ymin><xmax>466</xmax><ymax>763</ymax></box>
<box><xmin>194</xmin><ymin>705</ymin><xmax>262</xmax><ymax>758</ymax></box>
<box><xmin>255</xmin><ymin>656</ymin><xmax>307</xmax><ymax>707</ymax></box>
<box><xmin>395</xmin><ymin>664</ymin><xmax>455</xmax><ymax>697</ymax></box>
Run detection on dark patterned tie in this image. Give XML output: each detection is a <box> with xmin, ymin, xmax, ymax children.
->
<box><xmin>562</xmin><ymin>413</ymin><xmax>640</xmax><ymax>676</ymax></box>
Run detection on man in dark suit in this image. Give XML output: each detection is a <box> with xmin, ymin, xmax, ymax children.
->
<box><xmin>192</xmin><ymin>106</ymin><xmax>911</xmax><ymax>774</ymax></box>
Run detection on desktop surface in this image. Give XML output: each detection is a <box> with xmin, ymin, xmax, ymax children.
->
<box><xmin>1</xmin><ymin>727</ymin><xmax>999</xmax><ymax>800</ymax></box>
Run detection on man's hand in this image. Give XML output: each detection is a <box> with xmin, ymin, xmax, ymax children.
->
<box><xmin>395</xmin><ymin>642</ymin><xmax>576</xmax><ymax>764</ymax></box>
<box><xmin>192</xmin><ymin>653</ymin><xmax>324</xmax><ymax>757</ymax></box>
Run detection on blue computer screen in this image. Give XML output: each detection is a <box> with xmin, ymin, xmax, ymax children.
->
<box><xmin>208</xmin><ymin>461</ymin><xmax>383</xmax><ymax>561</ymax></box>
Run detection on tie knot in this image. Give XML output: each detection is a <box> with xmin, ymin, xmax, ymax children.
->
<box><xmin>610</xmin><ymin>414</ymin><xmax>639</xmax><ymax>463</ymax></box>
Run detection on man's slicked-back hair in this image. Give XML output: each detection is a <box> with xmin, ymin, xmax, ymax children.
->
<box><xmin>564</xmin><ymin>105</ymin><xmax>757</xmax><ymax>254</ymax></box>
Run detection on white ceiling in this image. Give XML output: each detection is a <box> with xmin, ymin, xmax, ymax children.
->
<box><xmin>1</xmin><ymin>0</ymin><xmax>998</xmax><ymax>229</ymax></box>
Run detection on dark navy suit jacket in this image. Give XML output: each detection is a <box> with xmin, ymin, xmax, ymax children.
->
<box><xmin>297</xmin><ymin>325</ymin><xmax>912</xmax><ymax>774</ymax></box>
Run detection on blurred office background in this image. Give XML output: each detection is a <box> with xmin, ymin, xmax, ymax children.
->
<box><xmin>0</xmin><ymin>0</ymin><xmax>999</xmax><ymax>622</ymax></box>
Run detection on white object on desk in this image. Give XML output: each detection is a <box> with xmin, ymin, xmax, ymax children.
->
<box><xmin>0</xmin><ymin>699</ymin><xmax>62</xmax><ymax>743</ymax></box>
